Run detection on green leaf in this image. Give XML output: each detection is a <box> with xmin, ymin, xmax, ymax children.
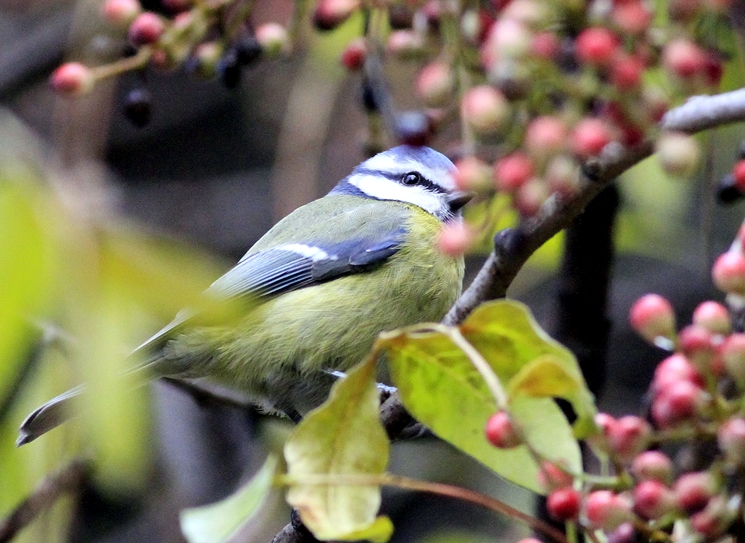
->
<box><xmin>381</xmin><ymin>327</ymin><xmax>581</xmax><ymax>493</ymax></box>
<box><xmin>460</xmin><ymin>300</ymin><xmax>596</xmax><ymax>436</ymax></box>
<box><xmin>284</xmin><ymin>356</ymin><xmax>392</xmax><ymax>542</ymax></box>
<box><xmin>180</xmin><ymin>455</ymin><xmax>278</xmax><ymax>543</ymax></box>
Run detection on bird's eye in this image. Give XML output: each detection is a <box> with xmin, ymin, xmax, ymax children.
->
<box><xmin>401</xmin><ymin>172</ymin><xmax>423</xmax><ymax>186</ymax></box>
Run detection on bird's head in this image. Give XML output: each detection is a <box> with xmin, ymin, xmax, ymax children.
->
<box><xmin>332</xmin><ymin>145</ymin><xmax>473</xmax><ymax>222</ymax></box>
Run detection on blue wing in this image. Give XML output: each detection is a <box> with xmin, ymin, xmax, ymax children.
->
<box><xmin>207</xmin><ymin>230</ymin><xmax>406</xmax><ymax>300</ymax></box>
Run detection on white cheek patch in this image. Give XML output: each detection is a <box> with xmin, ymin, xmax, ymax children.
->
<box><xmin>279</xmin><ymin>244</ymin><xmax>335</xmax><ymax>261</ymax></box>
<box><xmin>349</xmin><ymin>175</ymin><xmax>444</xmax><ymax>217</ymax></box>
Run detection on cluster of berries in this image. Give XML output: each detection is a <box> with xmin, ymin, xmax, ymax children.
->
<box><xmin>50</xmin><ymin>0</ymin><xmax>289</xmax><ymax>126</ymax></box>
<box><xmin>482</xmin><ymin>236</ymin><xmax>745</xmax><ymax>541</ymax></box>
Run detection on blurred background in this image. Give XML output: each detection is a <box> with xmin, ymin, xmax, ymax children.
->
<box><xmin>1</xmin><ymin>1</ymin><xmax>745</xmax><ymax>543</ymax></box>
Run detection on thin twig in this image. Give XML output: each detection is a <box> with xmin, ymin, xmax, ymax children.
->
<box><xmin>0</xmin><ymin>458</ymin><xmax>91</xmax><ymax>543</ymax></box>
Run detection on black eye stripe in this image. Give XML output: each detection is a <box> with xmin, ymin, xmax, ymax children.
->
<box><xmin>351</xmin><ymin>168</ymin><xmax>446</xmax><ymax>193</ymax></box>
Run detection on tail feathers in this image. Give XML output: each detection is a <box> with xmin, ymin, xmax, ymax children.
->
<box><xmin>16</xmin><ymin>385</ymin><xmax>85</xmax><ymax>446</ymax></box>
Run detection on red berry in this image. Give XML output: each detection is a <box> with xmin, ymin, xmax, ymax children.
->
<box><xmin>631</xmin><ymin>451</ymin><xmax>673</xmax><ymax>484</ymax></box>
<box><xmin>713</xmin><ymin>251</ymin><xmax>745</xmax><ymax>295</ymax></box>
<box><xmin>575</xmin><ymin>27</ymin><xmax>619</xmax><ymax>66</ymax></box>
<box><xmin>633</xmin><ymin>480</ymin><xmax>676</xmax><ymax>519</ymax></box>
<box><xmin>663</xmin><ymin>39</ymin><xmax>707</xmax><ymax>79</ymax></box>
<box><xmin>494</xmin><ymin>152</ymin><xmax>534</xmax><ymax>192</ymax></box>
<box><xmin>722</xmin><ymin>333</ymin><xmax>745</xmax><ymax>383</ymax></box>
<box><xmin>718</xmin><ymin>417</ymin><xmax>745</xmax><ymax>463</ymax></box>
<box><xmin>538</xmin><ymin>460</ymin><xmax>574</xmax><ymax>492</ymax></box>
<box><xmin>674</xmin><ymin>471</ymin><xmax>716</xmax><ymax>514</ymax></box>
<box><xmin>454</xmin><ymin>156</ymin><xmax>493</xmax><ymax>192</ymax></box>
<box><xmin>611</xmin><ymin>55</ymin><xmax>644</xmax><ymax>90</ymax></box>
<box><xmin>607</xmin><ymin>416</ymin><xmax>652</xmax><ymax>462</ymax></box>
<box><xmin>585</xmin><ymin>491</ymin><xmax>633</xmax><ymax>531</ymax></box>
<box><xmin>312</xmin><ymin>0</ymin><xmax>360</xmax><ymax>31</ymax></box>
<box><xmin>547</xmin><ymin>487</ymin><xmax>581</xmax><ymax>521</ymax></box>
<box><xmin>416</xmin><ymin>62</ymin><xmax>454</xmax><ymax>108</ymax></box>
<box><xmin>485</xmin><ymin>411</ymin><xmax>521</xmax><ymax>448</ymax></box>
<box><xmin>128</xmin><ymin>12</ymin><xmax>164</xmax><ymax>46</ymax></box>
<box><xmin>437</xmin><ymin>221</ymin><xmax>475</xmax><ymax>257</ymax></box>
<box><xmin>101</xmin><ymin>0</ymin><xmax>141</xmax><ymax>28</ymax></box>
<box><xmin>50</xmin><ymin>62</ymin><xmax>95</xmax><ymax>96</ymax></box>
<box><xmin>651</xmin><ymin>380</ymin><xmax>704</xmax><ymax>428</ymax></box>
<box><xmin>629</xmin><ymin>293</ymin><xmax>676</xmax><ymax>346</ymax></box>
<box><xmin>655</xmin><ymin>131</ymin><xmax>701</xmax><ymax>177</ymax></box>
<box><xmin>341</xmin><ymin>38</ymin><xmax>366</xmax><ymax>71</ymax></box>
<box><xmin>525</xmin><ymin>116</ymin><xmax>567</xmax><ymax>158</ymax></box>
<box><xmin>571</xmin><ymin>118</ymin><xmax>614</xmax><ymax>159</ymax></box>
<box><xmin>692</xmin><ymin>301</ymin><xmax>731</xmax><ymax>335</ymax></box>
<box><xmin>732</xmin><ymin>160</ymin><xmax>745</xmax><ymax>191</ymax></box>
<box><xmin>652</xmin><ymin>354</ymin><xmax>704</xmax><ymax>395</ymax></box>
<box><xmin>461</xmin><ymin>85</ymin><xmax>508</xmax><ymax>135</ymax></box>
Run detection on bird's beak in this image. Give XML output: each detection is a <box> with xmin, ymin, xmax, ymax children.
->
<box><xmin>446</xmin><ymin>191</ymin><xmax>474</xmax><ymax>213</ymax></box>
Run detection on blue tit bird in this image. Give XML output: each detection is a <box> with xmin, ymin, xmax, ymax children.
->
<box><xmin>18</xmin><ymin>145</ymin><xmax>471</xmax><ymax>445</ymax></box>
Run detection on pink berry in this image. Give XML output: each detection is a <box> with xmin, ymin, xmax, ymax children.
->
<box><xmin>515</xmin><ymin>178</ymin><xmax>549</xmax><ymax>217</ymax></box>
<box><xmin>493</xmin><ymin>152</ymin><xmax>534</xmax><ymax>192</ymax></box>
<box><xmin>486</xmin><ymin>18</ymin><xmax>532</xmax><ymax>58</ymax></box>
<box><xmin>733</xmin><ymin>160</ymin><xmax>745</xmax><ymax>191</ymax></box>
<box><xmin>50</xmin><ymin>62</ymin><xmax>95</xmax><ymax>96</ymax></box>
<box><xmin>461</xmin><ymin>85</ymin><xmax>509</xmax><ymax>135</ymax></box>
<box><xmin>651</xmin><ymin>380</ymin><xmax>705</xmax><ymax>428</ymax></box>
<box><xmin>312</xmin><ymin>0</ymin><xmax>360</xmax><ymax>31</ymax></box>
<box><xmin>530</xmin><ymin>31</ymin><xmax>559</xmax><ymax>60</ymax></box>
<box><xmin>341</xmin><ymin>38</ymin><xmax>366</xmax><ymax>71</ymax></box>
<box><xmin>713</xmin><ymin>251</ymin><xmax>745</xmax><ymax>295</ymax></box>
<box><xmin>538</xmin><ymin>460</ymin><xmax>574</xmax><ymax>492</ymax></box>
<box><xmin>607</xmin><ymin>416</ymin><xmax>651</xmax><ymax>461</ymax></box>
<box><xmin>692</xmin><ymin>301</ymin><xmax>731</xmax><ymax>335</ymax></box>
<box><xmin>655</xmin><ymin>131</ymin><xmax>701</xmax><ymax>177</ymax></box>
<box><xmin>678</xmin><ymin>324</ymin><xmax>717</xmax><ymax>372</ymax></box>
<box><xmin>652</xmin><ymin>354</ymin><xmax>704</xmax><ymax>395</ymax></box>
<box><xmin>611</xmin><ymin>55</ymin><xmax>644</xmax><ymax>90</ymax></box>
<box><xmin>485</xmin><ymin>411</ymin><xmax>521</xmax><ymax>448</ymax></box>
<box><xmin>437</xmin><ymin>221</ymin><xmax>475</xmax><ymax>257</ymax></box>
<box><xmin>547</xmin><ymin>487</ymin><xmax>581</xmax><ymax>521</ymax></box>
<box><xmin>575</xmin><ymin>27</ymin><xmax>619</xmax><ymax>66</ymax></box>
<box><xmin>631</xmin><ymin>451</ymin><xmax>673</xmax><ymax>484</ymax></box>
<box><xmin>588</xmin><ymin>412</ymin><xmax>617</xmax><ymax>453</ymax></box>
<box><xmin>545</xmin><ymin>155</ymin><xmax>579</xmax><ymax>197</ymax></box>
<box><xmin>585</xmin><ymin>491</ymin><xmax>633</xmax><ymax>531</ymax></box>
<box><xmin>633</xmin><ymin>480</ymin><xmax>677</xmax><ymax>519</ymax></box>
<box><xmin>663</xmin><ymin>39</ymin><xmax>707</xmax><ymax>79</ymax></box>
<box><xmin>674</xmin><ymin>471</ymin><xmax>716</xmax><ymax>514</ymax></box>
<box><xmin>416</xmin><ymin>62</ymin><xmax>454</xmax><ymax>108</ymax></box>
<box><xmin>255</xmin><ymin>23</ymin><xmax>289</xmax><ymax>57</ymax></box>
<box><xmin>128</xmin><ymin>12</ymin><xmax>164</xmax><ymax>46</ymax></box>
<box><xmin>386</xmin><ymin>30</ymin><xmax>425</xmax><ymax>59</ymax></box>
<box><xmin>525</xmin><ymin>116</ymin><xmax>567</xmax><ymax>158</ymax></box>
<box><xmin>629</xmin><ymin>293</ymin><xmax>676</xmax><ymax>346</ymax></box>
<box><xmin>718</xmin><ymin>417</ymin><xmax>745</xmax><ymax>462</ymax></box>
<box><xmin>101</xmin><ymin>0</ymin><xmax>141</xmax><ymax>28</ymax></box>
<box><xmin>722</xmin><ymin>333</ymin><xmax>745</xmax><ymax>382</ymax></box>
<box><xmin>571</xmin><ymin>118</ymin><xmax>614</xmax><ymax>159</ymax></box>
<box><xmin>607</xmin><ymin>523</ymin><xmax>637</xmax><ymax>543</ymax></box>
<box><xmin>690</xmin><ymin>496</ymin><xmax>729</xmax><ymax>538</ymax></box>
<box><xmin>612</xmin><ymin>1</ymin><xmax>652</xmax><ymax>34</ymax></box>
<box><xmin>454</xmin><ymin>156</ymin><xmax>493</xmax><ymax>192</ymax></box>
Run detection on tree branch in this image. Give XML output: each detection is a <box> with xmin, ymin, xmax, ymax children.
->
<box><xmin>0</xmin><ymin>458</ymin><xmax>91</xmax><ymax>543</ymax></box>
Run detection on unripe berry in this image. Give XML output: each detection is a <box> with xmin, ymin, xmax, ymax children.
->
<box><xmin>341</xmin><ymin>38</ymin><xmax>366</xmax><ymax>71</ymax></box>
<box><xmin>678</xmin><ymin>324</ymin><xmax>717</xmax><ymax>372</ymax></box>
<box><xmin>525</xmin><ymin>116</ymin><xmax>567</xmax><ymax>158</ymax></box>
<box><xmin>538</xmin><ymin>460</ymin><xmax>574</xmax><ymax>492</ymax></box>
<box><xmin>101</xmin><ymin>0</ymin><xmax>141</xmax><ymax>28</ymax></box>
<box><xmin>690</xmin><ymin>496</ymin><xmax>730</xmax><ymax>539</ymax></box>
<box><xmin>607</xmin><ymin>416</ymin><xmax>652</xmax><ymax>462</ymax></box>
<box><xmin>633</xmin><ymin>480</ymin><xmax>677</xmax><ymax>519</ymax></box>
<box><xmin>437</xmin><ymin>221</ymin><xmax>475</xmax><ymax>257</ymax></box>
<box><xmin>486</xmin><ymin>18</ymin><xmax>532</xmax><ymax>59</ymax></box>
<box><xmin>629</xmin><ymin>294</ymin><xmax>676</xmax><ymax>346</ymax></box>
<box><xmin>386</xmin><ymin>30</ymin><xmax>425</xmax><ymax>59</ymax></box>
<box><xmin>652</xmin><ymin>354</ymin><xmax>704</xmax><ymax>395</ymax></box>
<box><xmin>674</xmin><ymin>471</ymin><xmax>717</xmax><ymax>514</ymax></box>
<box><xmin>663</xmin><ymin>39</ymin><xmax>707</xmax><ymax>79</ymax></box>
<box><xmin>722</xmin><ymin>333</ymin><xmax>745</xmax><ymax>383</ymax></box>
<box><xmin>547</xmin><ymin>487</ymin><xmax>581</xmax><ymax>521</ymax></box>
<box><xmin>128</xmin><ymin>12</ymin><xmax>164</xmax><ymax>46</ymax></box>
<box><xmin>607</xmin><ymin>523</ymin><xmax>637</xmax><ymax>543</ymax></box>
<box><xmin>515</xmin><ymin>178</ymin><xmax>549</xmax><ymax>217</ymax></box>
<box><xmin>50</xmin><ymin>62</ymin><xmax>95</xmax><ymax>97</ymax></box>
<box><xmin>651</xmin><ymin>380</ymin><xmax>705</xmax><ymax>428</ymax></box>
<box><xmin>461</xmin><ymin>85</ymin><xmax>508</xmax><ymax>135</ymax></box>
<box><xmin>312</xmin><ymin>0</ymin><xmax>360</xmax><ymax>31</ymax></box>
<box><xmin>575</xmin><ymin>27</ymin><xmax>619</xmax><ymax>67</ymax></box>
<box><xmin>485</xmin><ymin>411</ymin><xmax>521</xmax><ymax>448</ymax></box>
<box><xmin>655</xmin><ymin>131</ymin><xmax>701</xmax><ymax>177</ymax></box>
<box><xmin>395</xmin><ymin>111</ymin><xmax>432</xmax><ymax>146</ymax></box>
<box><xmin>255</xmin><ymin>23</ymin><xmax>289</xmax><ymax>57</ymax></box>
<box><xmin>612</xmin><ymin>1</ymin><xmax>652</xmax><ymax>35</ymax></box>
<box><xmin>454</xmin><ymin>156</ymin><xmax>492</xmax><ymax>192</ymax></box>
<box><xmin>713</xmin><ymin>251</ymin><xmax>745</xmax><ymax>295</ymax></box>
<box><xmin>692</xmin><ymin>301</ymin><xmax>731</xmax><ymax>335</ymax></box>
<box><xmin>588</xmin><ymin>412</ymin><xmax>617</xmax><ymax>454</ymax></box>
<box><xmin>611</xmin><ymin>55</ymin><xmax>644</xmax><ymax>91</ymax></box>
<box><xmin>631</xmin><ymin>451</ymin><xmax>673</xmax><ymax>484</ymax></box>
<box><xmin>493</xmin><ymin>152</ymin><xmax>534</xmax><ymax>192</ymax></box>
<box><xmin>718</xmin><ymin>417</ymin><xmax>745</xmax><ymax>463</ymax></box>
<box><xmin>545</xmin><ymin>155</ymin><xmax>579</xmax><ymax>197</ymax></box>
<box><xmin>416</xmin><ymin>62</ymin><xmax>454</xmax><ymax>108</ymax></box>
<box><xmin>571</xmin><ymin>118</ymin><xmax>614</xmax><ymax>159</ymax></box>
<box><xmin>585</xmin><ymin>491</ymin><xmax>633</xmax><ymax>531</ymax></box>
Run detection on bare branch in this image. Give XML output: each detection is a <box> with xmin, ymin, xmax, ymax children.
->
<box><xmin>0</xmin><ymin>458</ymin><xmax>90</xmax><ymax>543</ymax></box>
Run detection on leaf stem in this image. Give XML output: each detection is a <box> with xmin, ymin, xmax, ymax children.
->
<box><xmin>278</xmin><ymin>472</ymin><xmax>569</xmax><ymax>543</ymax></box>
